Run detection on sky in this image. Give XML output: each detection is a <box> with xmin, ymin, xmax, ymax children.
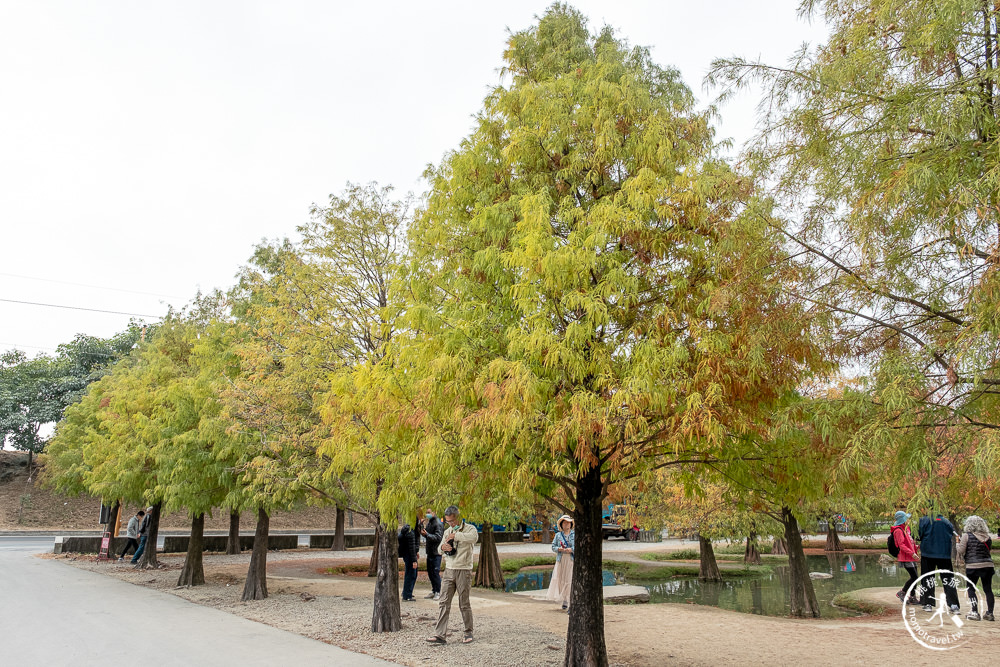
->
<box><xmin>0</xmin><ymin>1</ymin><xmax>829</xmax><ymax>357</ymax></box>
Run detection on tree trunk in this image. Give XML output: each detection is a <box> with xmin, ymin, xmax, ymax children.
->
<box><xmin>105</xmin><ymin>501</ymin><xmax>121</xmax><ymax>536</ymax></box>
<box><xmin>226</xmin><ymin>510</ymin><xmax>241</xmax><ymax>555</ymax></box>
<box><xmin>368</xmin><ymin>527</ymin><xmax>381</xmax><ymax>577</ymax></box>
<box><xmin>825</xmin><ymin>517</ymin><xmax>844</xmax><ymax>552</ymax></box>
<box><xmin>137</xmin><ymin>503</ymin><xmax>162</xmax><ymax>570</ymax></box>
<box><xmin>26</xmin><ymin>450</ymin><xmax>33</xmax><ymax>480</ymax></box>
<box><xmin>564</xmin><ymin>462</ymin><xmax>608</xmax><ymax>667</ymax></box>
<box><xmin>744</xmin><ymin>532</ymin><xmax>762</xmax><ymax>566</ymax></box>
<box><xmin>782</xmin><ymin>506</ymin><xmax>819</xmax><ymax>618</ymax></box>
<box><xmin>474</xmin><ymin>524</ymin><xmax>505</xmax><ymax>589</ymax></box>
<box><xmin>542</xmin><ymin>522</ymin><xmax>552</xmax><ymax>544</ymax></box>
<box><xmin>177</xmin><ymin>513</ymin><xmax>205</xmax><ymax>587</ymax></box>
<box><xmin>772</xmin><ymin>536</ymin><xmax>788</xmax><ymax>555</ymax></box>
<box><xmin>241</xmin><ymin>508</ymin><xmax>269</xmax><ymax>601</ymax></box>
<box><xmin>371</xmin><ymin>518</ymin><xmax>402</xmax><ymax>632</ymax></box>
<box><xmin>332</xmin><ymin>505</ymin><xmax>346</xmax><ymax>552</ymax></box>
<box><xmin>698</xmin><ymin>534</ymin><xmax>722</xmax><ymax>582</ymax></box>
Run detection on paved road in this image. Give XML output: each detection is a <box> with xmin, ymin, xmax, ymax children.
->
<box><xmin>0</xmin><ymin>540</ymin><xmax>395</xmax><ymax>666</ymax></box>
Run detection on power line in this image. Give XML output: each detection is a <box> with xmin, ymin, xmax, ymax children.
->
<box><xmin>0</xmin><ymin>298</ymin><xmax>163</xmax><ymax>319</ymax></box>
<box><xmin>0</xmin><ymin>342</ymin><xmax>57</xmax><ymax>352</ymax></box>
<box><xmin>1</xmin><ymin>342</ymin><xmax>128</xmax><ymax>358</ymax></box>
<box><xmin>0</xmin><ymin>271</ymin><xmax>183</xmax><ymax>300</ymax></box>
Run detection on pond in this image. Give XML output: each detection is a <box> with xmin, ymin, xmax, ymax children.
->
<box><xmin>507</xmin><ymin>554</ymin><xmax>905</xmax><ymax>618</ymax></box>
<box><xmin>505</xmin><ymin>568</ymin><xmax>620</xmax><ymax>593</ymax></box>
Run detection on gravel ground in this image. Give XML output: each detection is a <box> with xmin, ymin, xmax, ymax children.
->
<box><xmin>56</xmin><ymin>550</ymin><xmax>568</xmax><ymax>667</ymax></box>
<box><xmin>54</xmin><ymin>538</ymin><xmax>993</xmax><ymax>667</ymax></box>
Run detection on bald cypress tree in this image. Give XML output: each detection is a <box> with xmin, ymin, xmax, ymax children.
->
<box><xmin>402</xmin><ymin>6</ymin><xmax>822</xmax><ymax>664</ymax></box>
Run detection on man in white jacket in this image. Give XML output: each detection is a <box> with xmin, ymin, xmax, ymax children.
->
<box><xmin>426</xmin><ymin>505</ymin><xmax>479</xmax><ymax>645</ymax></box>
<box><xmin>117</xmin><ymin>509</ymin><xmax>144</xmax><ymax>561</ymax></box>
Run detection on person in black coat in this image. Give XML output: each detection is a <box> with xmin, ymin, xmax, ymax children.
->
<box><xmin>419</xmin><ymin>509</ymin><xmax>444</xmax><ymax>599</ymax></box>
<box><xmin>398</xmin><ymin>523</ymin><xmax>419</xmax><ymax>601</ymax></box>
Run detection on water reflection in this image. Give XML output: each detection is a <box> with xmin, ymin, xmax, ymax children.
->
<box><xmin>505</xmin><ymin>554</ymin><xmax>909</xmax><ymax>618</ymax></box>
<box><xmin>504</xmin><ymin>568</ymin><xmax>619</xmax><ymax>592</ymax></box>
<box><xmin>633</xmin><ymin>554</ymin><xmax>899</xmax><ymax>618</ymax></box>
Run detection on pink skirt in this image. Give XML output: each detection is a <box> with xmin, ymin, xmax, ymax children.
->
<box><xmin>545</xmin><ymin>556</ymin><xmax>573</xmax><ymax>606</ymax></box>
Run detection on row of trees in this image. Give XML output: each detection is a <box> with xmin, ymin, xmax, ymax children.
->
<box><xmin>18</xmin><ymin>2</ymin><xmax>1000</xmax><ymax>665</ymax></box>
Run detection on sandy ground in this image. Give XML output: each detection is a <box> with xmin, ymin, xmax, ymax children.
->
<box><xmin>51</xmin><ymin>542</ymin><xmax>1000</xmax><ymax>666</ymax></box>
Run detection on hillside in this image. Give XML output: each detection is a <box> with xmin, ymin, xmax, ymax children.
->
<box><xmin>0</xmin><ymin>450</ymin><xmax>372</xmax><ymax>532</ymax></box>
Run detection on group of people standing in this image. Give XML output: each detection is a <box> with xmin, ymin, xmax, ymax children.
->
<box><xmin>403</xmin><ymin>507</ymin><xmax>577</xmax><ymax>646</ymax></box>
<box><xmin>398</xmin><ymin>508</ymin><xmax>445</xmax><ymax>602</ymax></box>
<box><xmin>890</xmin><ymin>510</ymin><xmax>995</xmax><ymax>621</ymax></box>
<box><xmin>399</xmin><ymin>505</ymin><xmax>480</xmax><ymax>645</ymax></box>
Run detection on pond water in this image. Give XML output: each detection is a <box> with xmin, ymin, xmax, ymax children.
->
<box><xmin>505</xmin><ymin>568</ymin><xmax>619</xmax><ymax>593</ymax></box>
<box><xmin>507</xmin><ymin>554</ymin><xmax>905</xmax><ymax>618</ymax></box>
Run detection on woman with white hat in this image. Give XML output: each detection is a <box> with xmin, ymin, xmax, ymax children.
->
<box><xmin>545</xmin><ymin>514</ymin><xmax>575</xmax><ymax>611</ymax></box>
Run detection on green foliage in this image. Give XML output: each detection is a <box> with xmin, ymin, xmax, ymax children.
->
<box><xmin>0</xmin><ymin>325</ymin><xmax>144</xmax><ymax>452</ymax></box>
<box><xmin>710</xmin><ymin>0</ymin><xmax>1000</xmax><ymax>504</ymax></box>
<box><xmin>500</xmin><ymin>555</ymin><xmax>558</xmax><ymax>573</ymax></box>
<box><xmin>44</xmin><ymin>305</ymin><xmax>250</xmax><ymax>516</ymax></box>
<box><xmin>639</xmin><ymin>549</ymin><xmax>699</xmax><ymax>561</ymax></box>
<box><xmin>400</xmin><ymin>2</ymin><xmax>822</xmax><ymax>525</ymax></box>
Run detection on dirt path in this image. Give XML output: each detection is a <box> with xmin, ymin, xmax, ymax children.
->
<box><xmin>50</xmin><ymin>549</ymin><xmax>1000</xmax><ymax>666</ymax></box>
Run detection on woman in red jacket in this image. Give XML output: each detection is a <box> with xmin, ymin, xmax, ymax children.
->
<box><xmin>891</xmin><ymin>511</ymin><xmax>920</xmax><ymax>603</ymax></box>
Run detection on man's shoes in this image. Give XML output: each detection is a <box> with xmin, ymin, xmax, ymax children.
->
<box><xmin>425</xmin><ymin>636</ymin><xmax>446</xmax><ymax>645</ymax></box>
<box><xmin>433</xmin><ymin>592</ymin><xmax>440</xmax><ymax>601</ymax></box>
<box><xmin>117</xmin><ymin>557</ymin><xmax>124</xmax><ymax>562</ymax></box>
<box><xmin>967</xmin><ymin>611</ymin><xmax>981</xmax><ymax>621</ymax></box>
<box><xmin>949</xmin><ymin>604</ymin><xmax>961</xmax><ymax>613</ymax></box>
<box><xmin>922</xmin><ymin>604</ymin><xmax>935</xmax><ymax>612</ymax></box>
<box><xmin>462</xmin><ymin>634</ymin><xmax>474</xmax><ymax>644</ymax></box>
<box><xmin>402</xmin><ymin>597</ymin><xmax>416</xmax><ymax>602</ymax></box>
<box><xmin>424</xmin><ymin>592</ymin><xmax>436</xmax><ymax>599</ymax></box>
<box><xmin>983</xmin><ymin>612</ymin><xmax>995</xmax><ymax>621</ymax></box>
<box><xmin>895</xmin><ymin>591</ymin><xmax>905</xmax><ymax>603</ymax></box>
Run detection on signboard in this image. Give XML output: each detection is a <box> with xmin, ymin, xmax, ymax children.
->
<box><xmin>98</xmin><ymin>531</ymin><xmax>112</xmax><ymax>561</ymax></box>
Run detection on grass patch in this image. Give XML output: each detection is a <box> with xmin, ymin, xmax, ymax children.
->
<box><xmin>715</xmin><ymin>542</ymin><xmax>775</xmax><ymax>555</ymax></box>
<box><xmin>801</xmin><ymin>538</ymin><xmax>885</xmax><ymax>550</ymax></box>
<box><xmin>604</xmin><ymin>559</ymin><xmax>770</xmax><ymax>580</ymax></box>
<box><xmin>759</xmin><ymin>555</ymin><xmax>789</xmax><ymax>564</ymax></box>
<box><xmin>499</xmin><ymin>555</ymin><xmax>556</xmax><ymax>573</ymax></box>
<box><xmin>640</xmin><ymin>549</ymin><xmax>699</xmax><ymax>561</ymax></box>
<box><xmin>832</xmin><ymin>592</ymin><xmax>886</xmax><ymax>616</ymax></box>
<box><xmin>323</xmin><ymin>563</ymin><xmax>371</xmax><ymax>575</ymax></box>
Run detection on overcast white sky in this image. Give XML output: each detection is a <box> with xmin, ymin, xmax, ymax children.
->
<box><xmin>1</xmin><ymin>1</ymin><xmax>829</xmax><ymax>356</ymax></box>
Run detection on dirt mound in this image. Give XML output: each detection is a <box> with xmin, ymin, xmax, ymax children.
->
<box><xmin>0</xmin><ymin>450</ymin><xmax>371</xmax><ymax>532</ymax></box>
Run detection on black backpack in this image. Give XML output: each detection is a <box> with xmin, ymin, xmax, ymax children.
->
<box><xmin>887</xmin><ymin>531</ymin><xmax>900</xmax><ymax>557</ymax></box>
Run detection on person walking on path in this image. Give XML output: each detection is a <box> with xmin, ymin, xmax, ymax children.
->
<box><xmin>890</xmin><ymin>511</ymin><xmax>919</xmax><ymax>604</ymax></box>
<box><xmin>130</xmin><ymin>506</ymin><xmax>153</xmax><ymax>566</ymax></box>
<box><xmin>958</xmin><ymin>515</ymin><xmax>995</xmax><ymax>621</ymax></box>
<box><xmin>425</xmin><ymin>505</ymin><xmax>478</xmax><ymax>645</ymax></box>
<box><xmin>420</xmin><ymin>509</ymin><xmax>444</xmax><ymax>600</ymax></box>
<box><xmin>117</xmin><ymin>510</ymin><xmax>144</xmax><ymax>562</ymax></box>
<box><xmin>918</xmin><ymin>511</ymin><xmax>961</xmax><ymax>612</ymax></box>
<box><xmin>545</xmin><ymin>515</ymin><xmax>575</xmax><ymax>611</ymax></box>
<box><xmin>398</xmin><ymin>523</ymin><xmax>419</xmax><ymax>602</ymax></box>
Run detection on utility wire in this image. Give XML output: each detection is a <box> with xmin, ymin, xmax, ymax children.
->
<box><xmin>0</xmin><ymin>298</ymin><xmax>163</xmax><ymax>319</ymax></box>
<box><xmin>0</xmin><ymin>342</ymin><xmax>58</xmax><ymax>352</ymax></box>
<box><xmin>0</xmin><ymin>271</ymin><xmax>182</xmax><ymax>300</ymax></box>
<box><xmin>1</xmin><ymin>342</ymin><xmax>129</xmax><ymax>358</ymax></box>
